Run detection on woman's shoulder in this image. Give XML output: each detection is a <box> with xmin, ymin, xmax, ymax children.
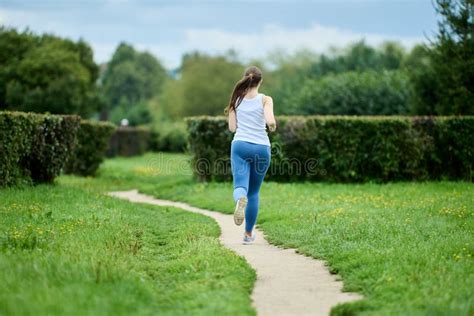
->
<box><xmin>260</xmin><ymin>93</ymin><xmax>273</xmax><ymax>105</ymax></box>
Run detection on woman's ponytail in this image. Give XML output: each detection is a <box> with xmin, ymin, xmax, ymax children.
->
<box><xmin>225</xmin><ymin>66</ymin><xmax>262</xmax><ymax>115</ymax></box>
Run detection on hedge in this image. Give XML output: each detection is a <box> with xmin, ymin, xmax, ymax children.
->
<box><xmin>186</xmin><ymin>115</ymin><xmax>473</xmax><ymax>182</ymax></box>
<box><xmin>106</xmin><ymin>126</ymin><xmax>150</xmax><ymax>157</ymax></box>
<box><xmin>0</xmin><ymin>111</ymin><xmax>80</xmax><ymax>186</ymax></box>
<box><xmin>148</xmin><ymin>121</ymin><xmax>188</xmax><ymax>152</ymax></box>
<box><xmin>64</xmin><ymin>120</ymin><xmax>116</xmax><ymax>176</ymax></box>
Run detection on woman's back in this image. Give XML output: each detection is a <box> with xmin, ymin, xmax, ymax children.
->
<box><xmin>233</xmin><ymin>93</ymin><xmax>270</xmax><ymax>146</ymax></box>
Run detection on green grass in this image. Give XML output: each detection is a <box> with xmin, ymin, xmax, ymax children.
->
<box><xmin>59</xmin><ymin>152</ymin><xmax>474</xmax><ymax>315</ymax></box>
<box><xmin>0</xmin><ymin>183</ymin><xmax>255</xmax><ymax>315</ymax></box>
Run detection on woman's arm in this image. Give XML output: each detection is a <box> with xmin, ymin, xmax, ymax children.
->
<box><xmin>228</xmin><ymin>109</ymin><xmax>237</xmax><ymax>132</ymax></box>
<box><xmin>263</xmin><ymin>95</ymin><xmax>276</xmax><ymax>132</ymax></box>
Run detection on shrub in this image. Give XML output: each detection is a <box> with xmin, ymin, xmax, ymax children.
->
<box><xmin>186</xmin><ymin>115</ymin><xmax>473</xmax><ymax>182</ymax></box>
<box><xmin>0</xmin><ymin>111</ymin><xmax>37</xmax><ymax>186</ymax></box>
<box><xmin>148</xmin><ymin>121</ymin><xmax>188</xmax><ymax>152</ymax></box>
<box><xmin>187</xmin><ymin>116</ymin><xmax>232</xmax><ymax>181</ymax></box>
<box><xmin>64</xmin><ymin>120</ymin><xmax>116</xmax><ymax>176</ymax></box>
<box><xmin>0</xmin><ymin>111</ymin><xmax>80</xmax><ymax>186</ymax></box>
<box><xmin>25</xmin><ymin>114</ymin><xmax>80</xmax><ymax>183</ymax></box>
<box><xmin>291</xmin><ymin>70</ymin><xmax>412</xmax><ymax>115</ymax></box>
<box><xmin>106</xmin><ymin>126</ymin><xmax>150</xmax><ymax>157</ymax></box>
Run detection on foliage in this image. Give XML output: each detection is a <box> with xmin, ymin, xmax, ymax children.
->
<box><xmin>0</xmin><ymin>111</ymin><xmax>80</xmax><ymax>186</ymax></box>
<box><xmin>256</xmin><ymin>41</ymin><xmax>419</xmax><ymax>115</ymax></box>
<box><xmin>0</xmin><ymin>111</ymin><xmax>37</xmax><ymax>186</ymax></box>
<box><xmin>160</xmin><ymin>51</ymin><xmax>244</xmax><ymax>118</ymax></box>
<box><xmin>109</xmin><ymin>100</ymin><xmax>153</xmax><ymax>126</ymax></box>
<box><xmin>101</xmin><ymin>43</ymin><xmax>168</xmax><ymax>111</ymax></box>
<box><xmin>430</xmin><ymin>0</ymin><xmax>474</xmax><ymax>114</ymax></box>
<box><xmin>26</xmin><ymin>114</ymin><xmax>80</xmax><ymax>183</ymax></box>
<box><xmin>148</xmin><ymin>120</ymin><xmax>188</xmax><ymax>152</ymax></box>
<box><xmin>290</xmin><ymin>70</ymin><xmax>412</xmax><ymax>115</ymax></box>
<box><xmin>106</xmin><ymin>126</ymin><xmax>150</xmax><ymax>157</ymax></box>
<box><xmin>186</xmin><ymin>115</ymin><xmax>474</xmax><ymax>182</ymax></box>
<box><xmin>0</xmin><ymin>27</ymin><xmax>101</xmax><ymax>117</ymax></box>
<box><xmin>260</xmin><ymin>49</ymin><xmax>318</xmax><ymax>115</ymax></box>
<box><xmin>308</xmin><ymin>40</ymin><xmax>406</xmax><ymax>77</ymax></box>
<box><xmin>64</xmin><ymin>120</ymin><xmax>116</xmax><ymax>176</ymax></box>
<box><xmin>410</xmin><ymin>0</ymin><xmax>474</xmax><ymax>115</ymax></box>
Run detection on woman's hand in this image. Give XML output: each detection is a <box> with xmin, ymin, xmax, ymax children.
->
<box><xmin>263</xmin><ymin>96</ymin><xmax>276</xmax><ymax>132</ymax></box>
<box><xmin>267</xmin><ymin>122</ymin><xmax>276</xmax><ymax>132</ymax></box>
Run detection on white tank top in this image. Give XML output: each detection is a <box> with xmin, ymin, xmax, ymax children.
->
<box><xmin>232</xmin><ymin>93</ymin><xmax>270</xmax><ymax>146</ymax></box>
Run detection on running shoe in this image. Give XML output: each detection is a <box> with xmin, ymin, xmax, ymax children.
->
<box><xmin>243</xmin><ymin>232</ymin><xmax>256</xmax><ymax>244</ymax></box>
<box><xmin>233</xmin><ymin>196</ymin><xmax>247</xmax><ymax>225</ymax></box>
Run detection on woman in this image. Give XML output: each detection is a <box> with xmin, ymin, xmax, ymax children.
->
<box><xmin>226</xmin><ymin>66</ymin><xmax>276</xmax><ymax>244</ymax></box>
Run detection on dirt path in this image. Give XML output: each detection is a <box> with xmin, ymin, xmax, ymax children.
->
<box><xmin>108</xmin><ymin>189</ymin><xmax>364</xmax><ymax>316</ymax></box>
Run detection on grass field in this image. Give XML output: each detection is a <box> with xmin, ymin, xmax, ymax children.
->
<box><xmin>59</xmin><ymin>152</ymin><xmax>474</xmax><ymax>315</ymax></box>
<box><xmin>0</xmin><ymin>183</ymin><xmax>255</xmax><ymax>315</ymax></box>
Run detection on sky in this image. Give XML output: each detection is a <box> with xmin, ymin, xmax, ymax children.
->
<box><xmin>0</xmin><ymin>0</ymin><xmax>439</xmax><ymax>69</ymax></box>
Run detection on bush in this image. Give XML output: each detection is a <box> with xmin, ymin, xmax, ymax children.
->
<box><xmin>186</xmin><ymin>115</ymin><xmax>473</xmax><ymax>182</ymax></box>
<box><xmin>291</xmin><ymin>70</ymin><xmax>412</xmax><ymax>115</ymax></box>
<box><xmin>25</xmin><ymin>114</ymin><xmax>80</xmax><ymax>183</ymax></box>
<box><xmin>0</xmin><ymin>111</ymin><xmax>80</xmax><ymax>186</ymax></box>
<box><xmin>109</xmin><ymin>101</ymin><xmax>153</xmax><ymax>126</ymax></box>
<box><xmin>64</xmin><ymin>120</ymin><xmax>116</xmax><ymax>176</ymax></box>
<box><xmin>148</xmin><ymin>121</ymin><xmax>188</xmax><ymax>152</ymax></box>
<box><xmin>106</xmin><ymin>126</ymin><xmax>150</xmax><ymax>157</ymax></box>
<box><xmin>0</xmin><ymin>111</ymin><xmax>37</xmax><ymax>186</ymax></box>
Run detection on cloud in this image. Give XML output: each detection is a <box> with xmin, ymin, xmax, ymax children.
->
<box><xmin>182</xmin><ymin>22</ymin><xmax>424</xmax><ymax>66</ymax></box>
<box><xmin>51</xmin><ymin>22</ymin><xmax>428</xmax><ymax>70</ymax></box>
<box><xmin>0</xmin><ymin>5</ymin><xmax>426</xmax><ymax>70</ymax></box>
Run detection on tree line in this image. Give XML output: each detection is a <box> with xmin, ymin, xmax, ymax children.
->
<box><xmin>0</xmin><ymin>0</ymin><xmax>472</xmax><ymax>126</ymax></box>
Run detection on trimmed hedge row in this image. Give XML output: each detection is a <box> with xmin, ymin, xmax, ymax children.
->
<box><xmin>186</xmin><ymin>115</ymin><xmax>474</xmax><ymax>182</ymax></box>
<box><xmin>106</xmin><ymin>126</ymin><xmax>150</xmax><ymax>157</ymax></box>
<box><xmin>64</xmin><ymin>120</ymin><xmax>116</xmax><ymax>176</ymax></box>
<box><xmin>1</xmin><ymin>111</ymin><xmax>116</xmax><ymax>186</ymax></box>
<box><xmin>148</xmin><ymin>122</ymin><xmax>188</xmax><ymax>153</ymax></box>
<box><xmin>0</xmin><ymin>111</ymin><xmax>80</xmax><ymax>186</ymax></box>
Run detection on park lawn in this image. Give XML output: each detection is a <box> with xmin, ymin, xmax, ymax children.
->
<box><xmin>60</xmin><ymin>152</ymin><xmax>474</xmax><ymax>315</ymax></box>
<box><xmin>0</xmin><ymin>183</ymin><xmax>256</xmax><ymax>316</ymax></box>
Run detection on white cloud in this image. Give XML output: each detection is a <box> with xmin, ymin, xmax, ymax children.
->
<box><xmin>1</xmin><ymin>6</ymin><xmax>426</xmax><ymax>70</ymax></box>
<box><xmin>181</xmin><ymin>22</ymin><xmax>425</xmax><ymax>67</ymax></box>
<box><xmin>66</xmin><ymin>22</ymin><xmax>428</xmax><ymax>69</ymax></box>
<box><xmin>107</xmin><ymin>22</ymin><xmax>426</xmax><ymax>70</ymax></box>
<box><xmin>0</xmin><ymin>10</ymin><xmax>5</xmax><ymax>24</ymax></box>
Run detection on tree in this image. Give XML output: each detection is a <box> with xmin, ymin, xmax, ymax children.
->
<box><xmin>307</xmin><ymin>40</ymin><xmax>406</xmax><ymax>78</ymax></box>
<box><xmin>379</xmin><ymin>41</ymin><xmax>406</xmax><ymax>70</ymax></box>
<box><xmin>411</xmin><ymin>0</ymin><xmax>474</xmax><ymax>114</ymax></box>
<box><xmin>404</xmin><ymin>44</ymin><xmax>441</xmax><ymax>114</ymax></box>
<box><xmin>291</xmin><ymin>70</ymin><xmax>413</xmax><ymax>115</ymax></box>
<box><xmin>160</xmin><ymin>51</ymin><xmax>244</xmax><ymax>117</ymax></box>
<box><xmin>0</xmin><ymin>27</ymin><xmax>101</xmax><ymax>117</ymax></box>
<box><xmin>100</xmin><ymin>43</ymin><xmax>168</xmax><ymax>123</ymax></box>
<box><xmin>102</xmin><ymin>43</ymin><xmax>167</xmax><ymax>108</ymax></box>
<box><xmin>259</xmin><ymin>49</ymin><xmax>317</xmax><ymax>115</ymax></box>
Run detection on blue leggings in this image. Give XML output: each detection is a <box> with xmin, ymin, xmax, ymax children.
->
<box><xmin>230</xmin><ymin>140</ymin><xmax>271</xmax><ymax>233</ymax></box>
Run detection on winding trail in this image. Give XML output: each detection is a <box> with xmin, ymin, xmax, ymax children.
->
<box><xmin>108</xmin><ymin>189</ymin><xmax>364</xmax><ymax>316</ymax></box>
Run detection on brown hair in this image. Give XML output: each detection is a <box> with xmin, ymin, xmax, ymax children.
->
<box><xmin>225</xmin><ymin>66</ymin><xmax>262</xmax><ymax>114</ymax></box>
